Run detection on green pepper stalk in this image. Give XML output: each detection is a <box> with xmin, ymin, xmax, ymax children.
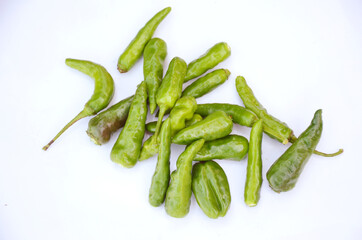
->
<box><xmin>43</xmin><ymin>58</ymin><xmax>114</xmax><ymax>151</ymax></box>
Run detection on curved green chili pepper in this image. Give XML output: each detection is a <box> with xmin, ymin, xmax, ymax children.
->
<box><xmin>117</xmin><ymin>7</ymin><xmax>171</xmax><ymax>73</ymax></box>
<box><xmin>235</xmin><ymin>76</ymin><xmax>294</xmax><ymax>144</ymax></box>
<box><xmin>195</xmin><ymin>103</ymin><xmax>258</xmax><ymax>127</ymax></box>
<box><xmin>149</xmin><ymin>118</ymin><xmax>171</xmax><ymax>207</ymax></box>
<box><xmin>184</xmin><ymin>42</ymin><xmax>231</xmax><ymax>82</ymax></box>
<box><xmin>236</xmin><ymin>76</ymin><xmax>343</xmax><ymax>157</ymax></box>
<box><xmin>194</xmin><ymin>135</ymin><xmax>249</xmax><ymax>161</ymax></box>
<box><xmin>244</xmin><ymin>119</ymin><xmax>263</xmax><ymax>207</ymax></box>
<box><xmin>139</xmin><ymin>96</ymin><xmax>197</xmax><ymax>161</ymax></box>
<box><xmin>86</xmin><ymin>95</ymin><xmax>133</xmax><ymax>145</ymax></box>
<box><xmin>182</xmin><ymin>69</ymin><xmax>230</xmax><ymax>98</ymax></box>
<box><xmin>192</xmin><ymin>161</ymin><xmax>231</xmax><ymax>218</ymax></box>
<box><xmin>267</xmin><ymin>110</ymin><xmax>324</xmax><ymax>192</ymax></box>
<box><xmin>172</xmin><ymin>111</ymin><xmax>233</xmax><ymax>145</ymax></box>
<box><xmin>110</xmin><ymin>81</ymin><xmax>147</xmax><ymax>168</ymax></box>
<box><xmin>143</xmin><ymin>38</ymin><xmax>167</xmax><ymax>114</ymax></box>
<box><xmin>165</xmin><ymin>139</ymin><xmax>205</xmax><ymax>218</ymax></box>
<box><xmin>145</xmin><ymin>113</ymin><xmax>202</xmax><ymax>134</ymax></box>
<box><xmin>43</xmin><ymin>58</ymin><xmax>115</xmax><ymax>151</ymax></box>
<box><xmin>138</xmin><ymin>57</ymin><xmax>187</xmax><ymax>161</ymax></box>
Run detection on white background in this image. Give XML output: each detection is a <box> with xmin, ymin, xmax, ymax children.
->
<box><xmin>1</xmin><ymin>0</ymin><xmax>361</xmax><ymax>239</ymax></box>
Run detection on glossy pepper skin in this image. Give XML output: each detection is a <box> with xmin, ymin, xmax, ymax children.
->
<box><xmin>192</xmin><ymin>161</ymin><xmax>231</xmax><ymax>219</ymax></box>
<box><xmin>172</xmin><ymin>111</ymin><xmax>233</xmax><ymax>145</ymax></box>
<box><xmin>86</xmin><ymin>95</ymin><xmax>133</xmax><ymax>145</ymax></box>
<box><xmin>195</xmin><ymin>103</ymin><xmax>258</xmax><ymax>127</ymax></box>
<box><xmin>110</xmin><ymin>81</ymin><xmax>148</xmax><ymax>168</ymax></box>
<box><xmin>165</xmin><ymin>139</ymin><xmax>205</xmax><ymax>218</ymax></box>
<box><xmin>43</xmin><ymin>58</ymin><xmax>115</xmax><ymax>150</ymax></box>
<box><xmin>117</xmin><ymin>7</ymin><xmax>171</xmax><ymax>73</ymax></box>
<box><xmin>184</xmin><ymin>42</ymin><xmax>231</xmax><ymax>82</ymax></box>
<box><xmin>139</xmin><ymin>57</ymin><xmax>187</xmax><ymax>161</ymax></box>
<box><xmin>145</xmin><ymin>113</ymin><xmax>202</xmax><ymax>134</ymax></box>
<box><xmin>194</xmin><ymin>135</ymin><xmax>249</xmax><ymax>161</ymax></box>
<box><xmin>149</xmin><ymin>118</ymin><xmax>171</xmax><ymax>207</ymax></box>
<box><xmin>182</xmin><ymin>69</ymin><xmax>230</xmax><ymax>98</ymax></box>
<box><xmin>267</xmin><ymin>110</ymin><xmax>323</xmax><ymax>193</ymax></box>
<box><xmin>139</xmin><ymin>96</ymin><xmax>197</xmax><ymax>161</ymax></box>
<box><xmin>235</xmin><ymin>76</ymin><xmax>294</xmax><ymax>144</ymax></box>
<box><xmin>143</xmin><ymin>38</ymin><xmax>167</xmax><ymax>114</ymax></box>
<box><xmin>244</xmin><ymin>119</ymin><xmax>263</xmax><ymax>207</ymax></box>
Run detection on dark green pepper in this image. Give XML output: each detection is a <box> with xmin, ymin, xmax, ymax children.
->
<box><xmin>267</xmin><ymin>110</ymin><xmax>323</xmax><ymax>192</ymax></box>
<box><xmin>149</xmin><ymin>118</ymin><xmax>171</xmax><ymax>207</ymax></box>
<box><xmin>182</xmin><ymin>69</ymin><xmax>230</xmax><ymax>98</ymax></box>
<box><xmin>192</xmin><ymin>161</ymin><xmax>231</xmax><ymax>219</ymax></box>
<box><xmin>117</xmin><ymin>7</ymin><xmax>171</xmax><ymax>73</ymax></box>
<box><xmin>86</xmin><ymin>95</ymin><xmax>133</xmax><ymax>145</ymax></box>
<box><xmin>244</xmin><ymin>119</ymin><xmax>263</xmax><ymax>206</ymax></box>
<box><xmin>172</xmin><ymin>111</ymin><xmax>233</xmax><ymax>145</ymax></box>
<box><xmin>184</xmin><ymin>42</ymin><xmax>231</xmax><ymax>82</ymax></box>
<box><xmin>110</xmin><ymin>81</ymin><xmax>148</xmax><ymax>168</ymax></box>
<box><xmin>195</xmin><ymin>103</ymin><xmax>258</xmax><ymax>127</ymax></box>
<box><xmin>165</xmin><ymin>139</ymin><xmax>205</xmax><ymax>218</ymax></box>
<box><xmin>143</xmin><ymin>38</ymin><xmax>167</xmax><ymax>114</ymax></box>
<box><xmin>194</xmin><ymin>135</ymin><xmax>249</xmax><ymax>161</ymax></box>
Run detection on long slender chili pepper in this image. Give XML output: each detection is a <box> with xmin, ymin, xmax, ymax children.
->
<box><xmin>149</xmin><ymin>118</ymin><xmax>172</xmax><ymax>207</ymax></box>
<box><xmin>244</xmin><ymin>119</ymin><xmax>263</xmax><ymax>206</ymax></box>
<box><xmin>117</xmin><ymin>7</ymin><xmax>171</xmax><ymax>73</ymax></box>
<box><xmin>43</xmin><ymin>58</ymin><xmax>114</xmax><ymax>150</ymax></box>
<box><xmin>235</xmin><ymin>76</ymin><xmax>343</xmax><ymax>157</ymax></box>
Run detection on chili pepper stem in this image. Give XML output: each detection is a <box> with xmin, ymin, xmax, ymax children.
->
<box><xmin>290</xmin><ymin>135</ymin><xmax>343</xmax><ymax>157</ymax></box>
<box><xmin>42</xmin><ymin>110</ymin><xmax>89</xmax><ymax>151</ymax></box>
<box><xmin>154</xmin><ymin>107</ymin><xmax>166</xmax><ymax>138</ymax></box>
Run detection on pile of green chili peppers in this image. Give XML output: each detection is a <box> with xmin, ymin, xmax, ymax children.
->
<box><xmin>43</xmin><ymin>7</ymin><xmax>343</xmax><ymax>219</ymax></box>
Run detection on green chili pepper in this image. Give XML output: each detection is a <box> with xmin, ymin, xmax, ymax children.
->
<box><xmin>185</xmin><ymin>114</ymin><xmax>203</xmax><ymax>127</ymax></box>
<box><xmin>235</xmin><ymin>76</ymin><xmax>294</xmax><ymax>144</ymax></box>
<box><xmin>143</xmin><ymin>38</ymin><xmax>167</xmax><ymax>114</ymax></box>
<box><xmin>194</xmin><ymin>135</ymin><xmax>249</xmax><ymax>161</ymax></box>
<box><xmin>117</xmin><ymin>7</ymin><xmax>171</xmax><ymax>73</ymax></box>
<box><xmin>195</xmin><ymin>103</ymin><xmax>258</xmax><ymax>127</ymax></box>
<box><xmin>149</xmin><ymin>118</ymin><xmax>171</xmax><ymax>207</ymax></box>
<box><xmin>110</xmin><ymin>81</ymin><xmax>147</xmax><ymax>168</ymax></box>
<box><xmin>184</xmin><ymin>42</ymin><xmax>231</xmax><ymax>82</ymax></box>
<box><xmin>138</xmin><ymin>57</ymin><xmax>187</xmax><ymax>161</ymax></box>
<box><xmin>145</xmin><ymin>113</ymin><xmax>202</xmax><ymax>134</ymax></box>
<box><xmin>139</xmin><ymin>96</ymin><xmax>197</xmax><ymax>161</ymax></box>
<box><xmin>165</xmin><ymin>139</ymin><xmax>205</xmax><ymax>218</ymax></box>
<box><xmin>267</xmin><ymin>110</ymin><xmax>325</xmax><ymax>192</ymax></box>
<box><xmin>236</xmin><ymin>76</ymin><xmax>343</xmax><ymax>157</ymax></box>
<box><xmin>43</xmin><ymin>58</ymin><xmax>114</xmax><ymax>151</ymax></box>
<box><xmin>192</xmin><ymin>161</ymin><xmax>231</xmax><ymax>219</ymax></box>
<box><xmin>182</xmin><ymin>69</ymin><xmax>230</xmax><ymax>98</ymax></box>
<box><xmin>244</xmin><ymin>119</ymin><xmax>263</xmax><ymax>207</ymax></box>
<box><xmin>172</xmin><ymin>111</ymin><xmax>233</xmax><ymax>145</ymax></box>
<box><xmin>86</xmin><ymin>95</ymin><xmax>133</xmax><ymax>145</ymax></box>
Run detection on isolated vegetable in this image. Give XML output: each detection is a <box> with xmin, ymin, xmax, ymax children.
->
<box><xmin>110</xmin><ymin>81</ymin><xmax>147</xmax><ymax>167</ymax></box>
<box><xmin>165</xmin><ymin>139</ymin><xmax>205</xmax><ymax>218</ymax></box>
<box><xmin>192</xmin><ymin>161</ymin><xmax>231</xmax><ymax>218</ymax></box>
<box><xmin>43</xmin><ymin>58</ymin><xmax>114</xmax><ymax>150</ymax></box>
<box><xmin>117</xmin><ymin>7</ymin><xmax>171</xmax><ymax>73</ymax></box>
<box><xmin>244</xmin><ymin>119</ymin><xmax>263</xmax><ymax>206</ymax></box>
<box><xmin>87</xmin><ymin>95</ymin><xmax>133</xmax><ymax>145</ymax></box>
